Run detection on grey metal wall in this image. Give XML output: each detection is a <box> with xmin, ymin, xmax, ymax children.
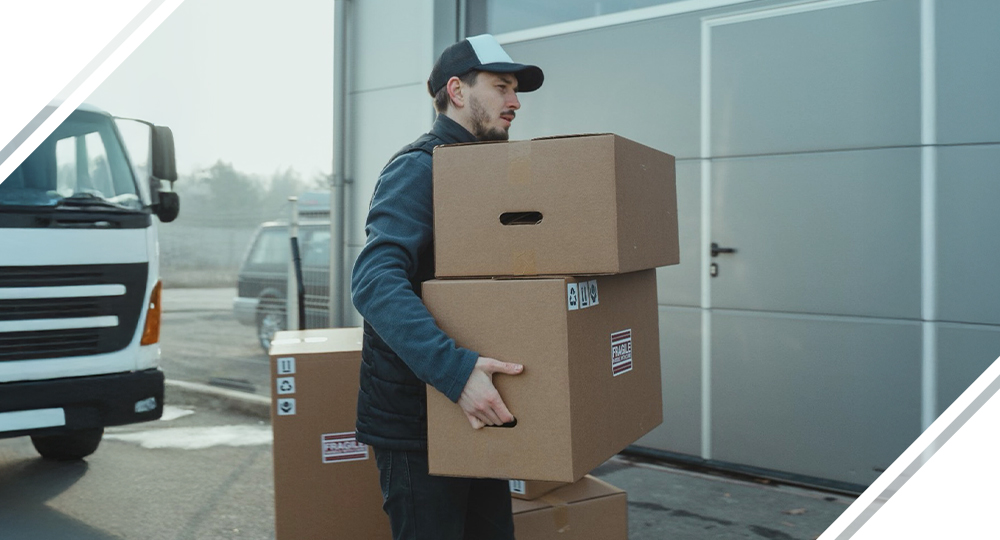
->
<box><xmin>344</xmin><ymin>0</ymin><xmax>1000</xmax><ymax>487</ymax></box>
<box><xmin>499</xmin><ymin>0</ymin><xmax>1000</xmax><ymax>487</ymax></box>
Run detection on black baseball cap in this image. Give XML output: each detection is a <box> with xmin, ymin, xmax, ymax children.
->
<box><xmin>427</xmin><ymin>34</ymin><xmax>544</xmax><ymax>96</ymax></box>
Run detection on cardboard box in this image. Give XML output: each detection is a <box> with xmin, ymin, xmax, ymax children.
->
<box><xmin>509</xmin><ymin>479</ymin><xmax>568</xmax><ymax>500</ymax></box>
<box><xmin>424</xmin><ymin>270</ymin><xmax>663</xmax><ymax>482</ymax></box>
<box><xmin>433</xmin><ymin>133</ymin><xmax>678</xmax><ymax>278</ymax></box>
<box><xmin>269</xmin><ymin>328</ymin><xmax>391</xmax><ymax>540</ymax></box>
<box><xmin>512</xmin><ymin>475</ymin><xmax>628</xmax><ymax>540</ymax></box>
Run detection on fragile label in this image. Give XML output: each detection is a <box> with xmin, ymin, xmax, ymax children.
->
<box><xmin>322</xmin><ymin>432</ymin><xmax>369</xmax><ymax>463</ymax></box>
<box><xmin>509</xmin><ymin>480</ymin><xmax>527</xmax><ymax>495</ymax></box>
<box><xmin>277</xmin><ymin>398</ymin><xmax>296</xmax><ymax>416</ymax></box>
<box><xmin>611</xmin><ymin>329</ymin><xmax>633</xmax><ymax>376</ymax></box>
<box><xmin>276</xmin><ymin>357</ymin><xmax>296</xmax><ymax>375</ymax></box>
<box><xmin>276</xmin><ymin>376</ymin><xmax>295</xmax><ymax>395</ymax></box>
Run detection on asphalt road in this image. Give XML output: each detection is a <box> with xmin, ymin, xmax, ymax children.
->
<box><xmin>0</xmin><ymin>404</ymin><xmax>275</xmax><ymax>540</ymax></box>
<box><xmin>160</xmin><ymin>288</ymin><xmax>272</xmax><ymax>396</ymax></box>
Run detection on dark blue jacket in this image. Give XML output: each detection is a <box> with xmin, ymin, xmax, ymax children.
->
<box><xmin>352</xmin><ymin>114</ymin><xmax>480</xmax><ymax>450</ymax></box>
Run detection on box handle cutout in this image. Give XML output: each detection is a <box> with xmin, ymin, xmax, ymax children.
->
<box><xmin>486</xmin><ymin>418</ymin><xmax>518</xmax><ymax>429</ymax></box>
<box><xmin>499</xmin><ymin>212</ymin><xmax>542</xmax><ymax>225</ymax></box>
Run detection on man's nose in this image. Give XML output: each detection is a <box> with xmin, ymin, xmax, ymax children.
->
<box><xmin>508</xmin><ymin>92</ymin><xmax>521</xmax><ymax>110</ymax></box>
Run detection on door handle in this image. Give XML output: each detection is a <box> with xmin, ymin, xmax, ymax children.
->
<box><xmin>711</xmin><ymin>243</ymin><xmax>736</xmax><ymax>257</ymax></box>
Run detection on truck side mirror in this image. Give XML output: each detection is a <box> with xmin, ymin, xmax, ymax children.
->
<box><xmin>151</xmin><ymin>126</ymin><xmax>177</xmax><ymax>181</ymax></box>
<box><xmin>150</xmin><ymin>125</ymin><xmax>179</xmax><ymax>222</ymax></box>
<box><xmin>156</xmin><ymin>191</ymin><xmax>180</xmax><ymax>223</ymax></box>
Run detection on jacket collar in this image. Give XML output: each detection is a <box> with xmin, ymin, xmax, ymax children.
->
<box><xmin>431</xmin><ymin>114</ymin><xmax>477</xmax><ymax>145</ymax></box>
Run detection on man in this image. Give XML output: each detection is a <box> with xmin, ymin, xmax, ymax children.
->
<box><xmin>351</xmin><ymin>35</ymin><xmax>544</xmax><ymax>540</ymax></box>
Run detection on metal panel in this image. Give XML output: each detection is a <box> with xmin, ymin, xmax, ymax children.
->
<box><xmin>352</xmin><ymin>0</ymin><xmax>435</xmax><ymax>93</ymax></box>
<box><xmin>710</xmin><ymin>0</ymin><xmax>920</xmax><ymax>157</ymax></box>
<box><xmin>936</xmin><ymin>0</ymin><xmax>1000</xmax><ymax>145</ymax></box>
<box><xmin>937</xmin><ymin>322</ymin><xmax>1000</xmax><ymax>416</ymax></box>
<box><xmin>635</xmin><ymin>307</ymin><xmax>702</xmax><ymax>456</ymax></box>
<box><xmin>502</xmin><ymin>13</ymin><xmax>702</xmax><ymax>158</ymax></box>
<box><xmin>936</xmin><ymin>144</ymin><xmax>1000</xmax><ymax>325</ymax></box>
<box><xmin>348</xmin><ymin>84</ymin><xmax>434</xmax><ymax>246</ymax></box>
<box><xmin>657</xmin><ymin>159</ymin><xmax>701</xmax><ymax>307</ymax></box>
<box><xmin>711</xmin><ymin>148</ymin><xmax>921</xmax><ymax>319</ymax></box>
<box><xmin>711</xmin><ymin>310</ymin><xmax>921</xmax><ymax>486</ymax></box>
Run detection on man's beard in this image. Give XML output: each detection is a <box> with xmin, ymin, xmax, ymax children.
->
<box><xmin>469</xmin><ymin>95</ymin><xmax>510</xmax><ymax>142</ymax></box>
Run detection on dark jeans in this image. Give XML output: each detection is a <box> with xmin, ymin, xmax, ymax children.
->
<box><xmin>373</xmin><ymin>446</ymin><xmax>515</xmax><ymax>540</ymax></box>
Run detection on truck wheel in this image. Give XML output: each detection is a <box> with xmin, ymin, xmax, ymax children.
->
<box><xmin>257</xmin><ymin>302</ymin><xmax>285</xmax><ymax>352</ymax></box>
<box><xmin>31</xmin><ymin>428</ymin><xmax>104</xmax><ymax>461</ymax></box>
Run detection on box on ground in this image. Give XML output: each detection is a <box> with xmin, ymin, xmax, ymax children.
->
<box><xmin>510</xmin><ymin>479</ymin><xmax>568</xmax><ymax>500</ymax></box>
<box><xmin>424</xmin><ymin>270</ymin><xmax>663</xmax><ymax>482</ymax></box>
<box><xmin>269</xmin><ymin>328</ymin><xmax>390</xmax><ymax>540</ymax></box>
<box><xmin>433</xmin><ymin>133</ymin><xmax>678</xmax><ymax>278</ymax></box>
<box><xmin>512</xmin><ymin>475</ymin><xmax>628</xmax><ymax>540</ymax></box>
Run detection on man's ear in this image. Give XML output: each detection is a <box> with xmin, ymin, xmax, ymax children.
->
<box><xmin>446</xmin><ymin>76</ymin><xmax>465</xmax><ymax>109</ymax></box>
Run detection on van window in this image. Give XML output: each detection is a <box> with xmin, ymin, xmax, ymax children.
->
<box><xmin>248</xmin><ymin>228</ymin><xmax>291</xmax><ymax>268</ymax></box>
<box><xmin>302</xmin><ymin>229</ymin><xmax>330</xmax><ymax>268</ymax></box>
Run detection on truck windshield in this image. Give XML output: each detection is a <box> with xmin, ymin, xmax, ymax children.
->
<box><xmin>0</xmin><ymin>110</ymin><xmax>142</xmax><ymax>211</ymax></box>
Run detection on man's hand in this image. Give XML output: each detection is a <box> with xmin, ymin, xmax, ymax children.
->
<box><xmin>457</xmin><ymin>356</ymin><xmax>523</xmax><ymax>430</ymax></box>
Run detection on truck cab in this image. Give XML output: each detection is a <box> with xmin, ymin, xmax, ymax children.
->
<box><xmin>0</xmin><ymin>103</ymin><xmax>179</xmax><ymax>460</ymax></box>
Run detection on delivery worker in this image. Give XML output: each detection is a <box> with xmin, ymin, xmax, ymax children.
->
<box><xmin>350</xmin><ymin>34</ymin><xmax>544</xmax><ymax>540</ymax></box>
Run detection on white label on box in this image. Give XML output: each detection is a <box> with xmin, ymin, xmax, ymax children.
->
<box><xmin>586</xmin><ymin>280</ymin><xmax>599</xmax><ymax>306</ymax></box>
<box><xmin>567</xmin><ymin>283</ymin><xmax>579</xmax><ymax>311</ymax></box>
<box><xmin>276</xmin><ymin>398</ymin><xmax>296</xmax><ymax>416</ymax></box>
<box><xmin>509</xmin><ymin>480</ymin><xmax>527</xmax><ymax>495</ymax></box>
<box><xmin>276</xmin><ymin>357</ymin><xmax>296</xmax><ymax>375</ymax></box>
<box><xmin>276</xmin><ymin>376</ymin><xmax>296</xmax><ymax>395</ymax></box>
<box><xmin>322</xmin><ymin>432</ymin><xmax>369</xmax><ymax>463</ymax></box>
<box><xmin>611</xmin><ymin>329</ymin><xmax>633</xmax><ymax>376</ymax></box>
<box><xmin>579</xmin><ymin>282</ymin><xmax>590</xmax><ymax>309</ymax></box>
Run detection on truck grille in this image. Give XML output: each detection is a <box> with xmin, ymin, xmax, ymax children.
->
<box><xmin>0</xmin><ymin>263</ymin><xmax>148</xmax><ymax>362</ymax></box>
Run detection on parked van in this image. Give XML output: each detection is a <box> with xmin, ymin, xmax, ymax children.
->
<box><xmin>234</xmin><ymin>216</ymin><xmax>331</xmax><ymax>351</ymax></box>
<box><xmin>0</xmin><ymin>103</ymin><xmax>179</xmax><ymax>460</ymax></box>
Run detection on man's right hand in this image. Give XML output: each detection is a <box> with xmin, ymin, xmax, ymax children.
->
<box><xmin>457</xmin><ymin>356</ymin><xmax>523</xmax><ymax>430</ymax></box>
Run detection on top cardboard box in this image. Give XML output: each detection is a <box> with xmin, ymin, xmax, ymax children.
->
<box><xmin>433</xmin><ymin>133</ymin><xmax>679</xmax><ymax>278</ymax></box>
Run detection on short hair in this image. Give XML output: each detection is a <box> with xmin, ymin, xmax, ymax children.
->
<box><xmin>433</xmin><ymin>70</ymin><xmax>480</xmax><ymax>113</ymax></box>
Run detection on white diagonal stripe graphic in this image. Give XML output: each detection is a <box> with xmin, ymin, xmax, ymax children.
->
<box><xmin>0</xmin><ymin>0</ymin><xmax>185</xmax><ymax>183</ymax></box>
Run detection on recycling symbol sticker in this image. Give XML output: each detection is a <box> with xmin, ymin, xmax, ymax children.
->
<box><xmin>277</xmin><ymin>376</ymin><xmax>296</xmax><ymax>395</ymax></box>
<box><xmin>567</xmin><ymin>283</ymin><xmax>579</xmax><ymax>311</ymax></box>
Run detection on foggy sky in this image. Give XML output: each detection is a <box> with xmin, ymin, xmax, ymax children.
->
<box><xmin>88</xmin><ymin>0</ymin><xmax>334</xmax><ymax>179</ymax></box>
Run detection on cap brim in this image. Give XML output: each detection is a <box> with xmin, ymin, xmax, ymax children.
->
<box><xmin>477</xmin><ymin>62</ymin><xmax>544</xmax><ymax>93</ymax></box>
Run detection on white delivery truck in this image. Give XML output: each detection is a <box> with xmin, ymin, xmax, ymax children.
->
<box><xmin>0</xmin><ymin>103</ymin><xmax>179</xmax><ymax>460</ymax></box>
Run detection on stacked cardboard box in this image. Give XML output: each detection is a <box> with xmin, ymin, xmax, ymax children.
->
<box><xmin>269</xmin><ymin>328</ymin><xmax>391</xmax><ymax>540</ymax></box>
<box><xmin>425</xmin><ymin>133</ymin><xmax>678</xmax><ymax>483</ymax></box>
<box><xmin>512</xmin><ymin>476</ymin><xmax>628</xmax><ymax>540</ymax></box>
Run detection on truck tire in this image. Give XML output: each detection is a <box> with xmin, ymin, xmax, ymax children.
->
<box><xmin>31</xmin><ymin>428</ymin><xmax>104</xmax><ymax>461</ymax></box>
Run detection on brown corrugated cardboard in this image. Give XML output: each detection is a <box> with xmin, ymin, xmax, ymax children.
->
<box><xmin>269</xmin><ymin>328</ymin><xmax>391</xmax><ymax>540</ymax></box>
<box><xmin>433</xmin><ymin>133</ymin><xmax>678</xmax><ymax>277</ymax></box>
<box><xmin>424</xmin><ymin>270</ymin><xmax>663</xmax><ymax>482</ymax></box>
<box><xmin>509</xmin><ymin>479</ymin><xmax>568</xmax><ymax>500</ymax></box>
<box><xmin>512</xmin><ymin>475</ymin><xmax>628</xmax><ymax>540</ymax></box>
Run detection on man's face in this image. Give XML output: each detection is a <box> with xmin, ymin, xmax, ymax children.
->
<box><xmin>466</xmin><ymin>72</ymin><xmax>521</xmax><ymax>141</ymax></box>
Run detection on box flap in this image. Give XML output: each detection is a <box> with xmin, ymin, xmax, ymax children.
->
<box><xmin>269</xmin><ymin>327</ymin><xmax>363</xmax><ymax>356</ymax></box>
<box><xmin>529</xmin><ymin>133</ymin><xmax>613</xmax><ymax>142</ymax></box>
<box><xmin>511</xmin><ymin>476</ymin><xmax>623</xmax><ymax>514</ymax></box>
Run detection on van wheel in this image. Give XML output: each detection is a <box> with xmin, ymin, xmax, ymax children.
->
<box><xmin>31</xmin><ymin>428</ymin><xmax>104</xmax><ymax>461</ymax></box>
<box><xmin>257</xmin><ymin>302</ymin><xmax>285</xmax><ymax>352</ymax></box>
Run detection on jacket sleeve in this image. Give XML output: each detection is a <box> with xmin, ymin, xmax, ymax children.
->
<box><xmin>351</xmin><ymin>152</ymin><xmax>479</xmax><ymax>402</ymax></box>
